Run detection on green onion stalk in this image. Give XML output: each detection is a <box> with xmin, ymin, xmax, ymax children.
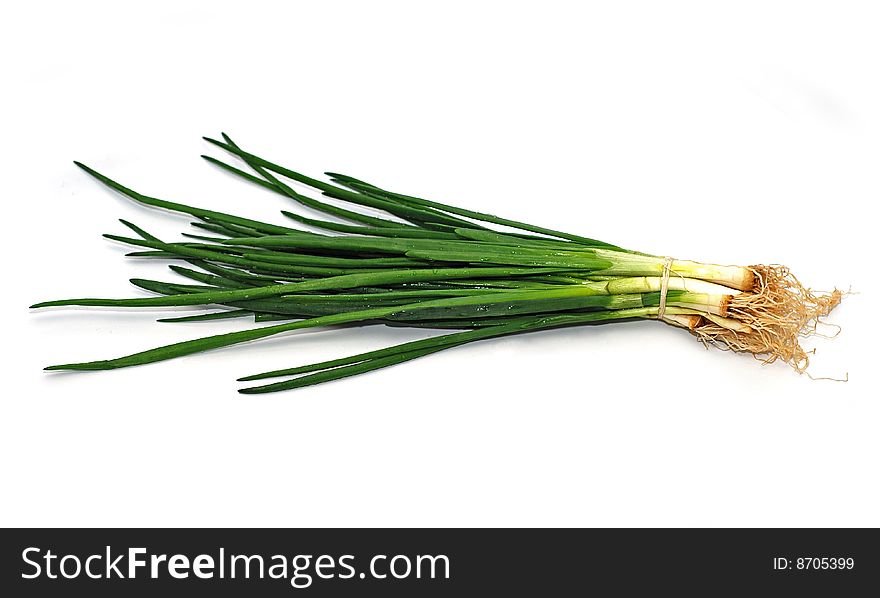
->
<box><xmin>31</xmin><ymin>134</ymin><xmax>843</xmax><ymax>393</ymax></box>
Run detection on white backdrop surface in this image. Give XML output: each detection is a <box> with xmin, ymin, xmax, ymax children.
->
<box><xmin>2</xmin><ymin>1</ymin><xmax>878</xmax><ymax>527</ymax></box>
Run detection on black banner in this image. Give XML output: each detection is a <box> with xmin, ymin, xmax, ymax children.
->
<box><xmin>1</xmin><ymin>528</ymin><xmax>876</xmax><ymax>595</ymax></box>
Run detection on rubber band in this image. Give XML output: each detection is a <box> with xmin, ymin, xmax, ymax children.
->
<box><xmin>658</xmin><ymin>256</ymin><xmax>674</xmax><ymax>319</ymax></box>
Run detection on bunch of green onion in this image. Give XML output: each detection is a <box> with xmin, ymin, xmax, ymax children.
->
<box><xmin>32</xmin><ymin>134</ymin><xmax>843</xmax><ymax>393</ymax></box>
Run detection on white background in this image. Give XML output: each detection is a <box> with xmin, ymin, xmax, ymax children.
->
<box><xmin>2</xmin><ymin>1</ymin><xmax>878</xmax><ymax>527</ymax></box>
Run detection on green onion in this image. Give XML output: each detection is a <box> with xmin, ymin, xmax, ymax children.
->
<box><xmin>31</xmin><ymin>134</ymin><xmax>844</xmax><ymax>393</ymax></box>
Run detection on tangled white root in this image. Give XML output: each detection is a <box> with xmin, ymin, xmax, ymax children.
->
<box><xmin>690</xmin><ymin>265</ymin><xmax>843</xmax><ymax>372</ymax></box>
